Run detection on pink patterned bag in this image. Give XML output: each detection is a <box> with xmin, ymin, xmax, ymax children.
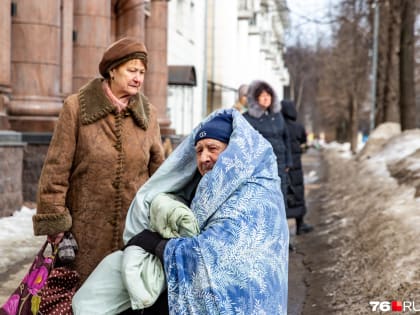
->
<box><xmin>1</xmin><ymin>239</ymin><xmax>80</xmax><ymax>315</ymax></box>
<box><xmin>0</xmin><ymin>241</ymin><xmax>56</xmax><ymax>315</ymax></box>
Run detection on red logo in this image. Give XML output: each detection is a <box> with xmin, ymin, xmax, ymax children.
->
<box><xmin>392</xmin><ymin>300</ymin><xmax>403</xmax><ymax>312</ymax></box>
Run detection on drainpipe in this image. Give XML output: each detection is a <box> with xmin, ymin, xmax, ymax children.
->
<box><xmin>202</xmin><ymin>0</ymin><xmax>208</xmax><ymax>118</ymax></box>
<box><xmin>209</xmin><ymin>0</ymin><xmax>216</xmax><ymax>113</ymax></box>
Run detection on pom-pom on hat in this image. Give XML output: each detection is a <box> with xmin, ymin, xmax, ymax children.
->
<box><xmin>194</xmin><ymin>113</ymin><xmax>233</xmax><ymax>146</ymax></box>
<box><xmin>99</xmin><ymin>37</ymin><xmax>148</xmax><ymax>78</ymax></box>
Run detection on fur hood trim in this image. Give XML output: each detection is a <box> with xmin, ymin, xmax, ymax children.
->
<box><xmin>247</xmin><ymin>80</ymin><xmax>281</xmax><ymax>118</ymax></box>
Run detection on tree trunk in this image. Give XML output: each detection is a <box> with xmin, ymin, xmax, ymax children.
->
<box><xmin>399</xmin><ymin>0</ymin><xmax>416</xmax><ymax>130</ymax></box>
<box><xmin>296</xmin><ymin>77</ymin><xmax>305</xmax><ymax>111</ymax></box>
<box><xmin>350</xmin><ymin>94</ymin><xmax>359</xmax><ymax>153</ymax></box>
<box><xmin>384</xmin><ymin>0</ymin><xmax>401</xmax><ymax>123</ymax></box>
<box><xmin>290</xmin><ymin>76</ymin><xmax>295</xmax><ymax>101</ymax></box>
<box><xmin>375</xmin><ymin>0</ymin><xmax>389</xmax><ymax>124</ymax></box>
<box><xmin>375</xmin><ymin>0</ymin><xmax>400</xmax><ymax>124</ymax></box>
<box><xmin>349</xmin><ymin>0</ymin><xmax>360</xmax><ymax>154</ymax></box>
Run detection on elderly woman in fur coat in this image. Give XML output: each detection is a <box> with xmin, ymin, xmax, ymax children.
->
<box><xmin>243</xmin><ymin>80</ymin><xmax>293</xmax><ymax>210</ymax></box>
<box><xmin>32</xmin><ymin>37</ymin><xmax>165</xmax><ymax>285</ymax></box>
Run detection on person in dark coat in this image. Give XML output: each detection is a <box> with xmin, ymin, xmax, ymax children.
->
<box><xmin>281</xmin><ymin>100</ymin><xmax>314</xmax><ymax>235</ymax></box>
<box><xmin>243</xmin><ymin>80</ymin><xmax>293</xmax><ymax>210</ymax></box>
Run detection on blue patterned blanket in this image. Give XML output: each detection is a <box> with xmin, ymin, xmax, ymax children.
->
<box><xmin>124</xmin><ymin>108</ymin><xmax>289</xmax><ymax>314</ymax></box>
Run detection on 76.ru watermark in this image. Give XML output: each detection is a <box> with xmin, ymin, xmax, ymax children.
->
<box><xmin>369</xmin><ymin>301</ymin><xmax>420</xmax><ymax>312</ymax></box>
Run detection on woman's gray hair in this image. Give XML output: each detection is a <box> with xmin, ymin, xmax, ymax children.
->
<box><xmin>238</xmin><ymin>84</ymin><xmax>248</xmax><ymax>99</ymax></box>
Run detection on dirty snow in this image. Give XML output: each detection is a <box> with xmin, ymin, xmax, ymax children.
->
<box><xmin>319</xmin><ymin>125</ymin><xmax>420</xmax><ymax>314</ymax></box>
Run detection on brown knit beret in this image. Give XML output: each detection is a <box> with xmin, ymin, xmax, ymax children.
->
<box><xmin>99</xmin><ymin>37</ymin><xmax>148</xmax><ymax>78</ymax></box>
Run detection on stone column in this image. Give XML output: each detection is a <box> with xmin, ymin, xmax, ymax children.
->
<box><xmin>114</xmin><ymin>0</ymin><xmax>146</xmax><ymax>43</ymax></box>
<box><xmin>73</xmin><ymin>0</ymin><xmax>111</xmax><ymax>91</ymax></box>
<box><xmin>145</xmin><ymin>0</ymin><xmax>172</xmax><ymax>135</ymax></box>
<box><xmin>8</xmin><ymin>0</ymin><xmax>63</xmax><ymax>132</ymax></box>
<box><xmin>0</xmin><ymin>0</ymin><xmax>11</xmax><ymax>130</ymax></box>
<box><xmin>61</xmin><ymin>0</ymin><xmax>74</xmax><ymax>96</ymax></box>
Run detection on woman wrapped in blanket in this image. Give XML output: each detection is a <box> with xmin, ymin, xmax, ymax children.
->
<box><xmin>73</xmin><ymin>109</ymin><xmax>289</xmax><ymax>315</ymax></box>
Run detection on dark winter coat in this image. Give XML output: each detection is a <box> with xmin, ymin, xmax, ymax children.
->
<box><xmin>33</xmin><ymin>78</ymin><xmax>165</xmax><ymax>284</ymax></box>
<box><xmin>243</xmin><ymin>80</ymin><xmax>293</xmax><ymax>207</ymax></box>
<box><xmin>281</xmin><ymin>100</ymin><xmax>307</xmax><ymax>219</ymax></box>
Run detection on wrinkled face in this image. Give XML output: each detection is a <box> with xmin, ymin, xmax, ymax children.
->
<box><xmin>195</xmin><ymin>138</ymin><xmax>228</xmax><ymax>176</ymax></box>
<box><xmin>110</xmin><ymin>59</ymin><xmax>145</xmax><ymax>98</ymax></box>
<box><xmin>257</xmin><ymin>90</ymin><xmax>272</xmax><ymax>109</ymax></box>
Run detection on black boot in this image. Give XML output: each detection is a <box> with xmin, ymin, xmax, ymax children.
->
<box><xmin>296</xmin><ymin>217</ymin><xmax>314</xmax><ymax>235</ymax></box>
<box><xmin>289</xmin><ymin>243</ymin><xmax>296</xmax><ymax>251</ymax></box>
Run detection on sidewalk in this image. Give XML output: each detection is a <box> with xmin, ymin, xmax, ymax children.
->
<box><xmin>287</xmin><ymin>148</ymin><xmax>327</xmax><ymax>315</ymax></box>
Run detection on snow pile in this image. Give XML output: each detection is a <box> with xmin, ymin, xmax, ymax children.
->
<box><xmin>0</xmin><ymin>207</ymin><xmax>45</xmax><ymax>274</ymax></box>
<box><xmin>356</xmin><ymin>122</ymin><xmax>401</xmax><ymax>161</ymax></box>
<box><xmin>366</xmin><ymin>129</ymin><xmax>420</xmax><ymax>198</ymax></box>
<box><xmin>319</xmin><ymin>126</ymin><xmax>420</xmax><ymax>313</ymax></box>
<box><xmin>370</xmin><ymin>129</ymin><xmax>420</xmax><ymax>163</ymax></box>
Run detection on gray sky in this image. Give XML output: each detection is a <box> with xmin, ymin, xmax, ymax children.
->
<box><xmin>285</xmin><ymin>0</ymin><xmax>336</xmax><ymax>46</ymax></box>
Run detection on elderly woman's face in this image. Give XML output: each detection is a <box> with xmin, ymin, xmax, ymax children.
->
<box><xmin>195</xmin><ymin>139</ymin><xmax>227</xmax><ymax>176</ymax></box>
<box><xmin>257</xmin><ymin>90</ymin><xmax>272</xmax><ymax>109</ymax></box>
<box><xmin>110</xmin><ymin>59</ymin><xmax>145</xmax><ymax>97</ymax></box>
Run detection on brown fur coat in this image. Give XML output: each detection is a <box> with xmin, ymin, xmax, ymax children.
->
<box><xmin>33</xmin><ymin>78</ymin><xmax>164</xmax><ymax>284</ymax></box>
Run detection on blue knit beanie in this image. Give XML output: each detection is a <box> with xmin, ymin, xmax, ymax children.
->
<box><xmin>194</xmin><ymin>113</ymin><xmax>233</xmax><ymax>145</ymax></box>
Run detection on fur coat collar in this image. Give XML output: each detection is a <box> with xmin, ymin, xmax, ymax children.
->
<box><xmin>78</xmin><ymin>78</ymin><xmax>151</xmax><ymax>130</ymax></box>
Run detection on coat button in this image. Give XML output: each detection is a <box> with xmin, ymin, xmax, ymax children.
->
<box><xmin>113</xmin><ymin>143</ymin><xmax>121</xmax><ymax>151</ymax></box>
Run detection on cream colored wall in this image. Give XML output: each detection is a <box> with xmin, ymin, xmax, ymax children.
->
<box><xmin>207</xmin><ymin>0</ymin><xmax>290</xmax><ymax>107</ymax></box>
<box><xmin>167</xmin><ymin>0</ymin><xmax>207</xmax><ymax>135</ymax></box>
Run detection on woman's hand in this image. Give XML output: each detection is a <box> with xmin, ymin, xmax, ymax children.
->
<box><xmin>48</xmin><ymin>232</ymin><xmax>65</xmax><ymax>245</ymax></box>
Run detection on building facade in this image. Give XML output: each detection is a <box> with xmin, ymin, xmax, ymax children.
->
<box><xmin>167</xmin><ymin>0</ymin><xmax>206</xmax><ymax>136</ymax></box>
<box><xmin>206</xmin><ymin>0</ymin><xmax>290</xmax><ymax>114</ymax></box>
<box><xmin>166</xmin><ymin>0</ymin><xmax>290</xmax><ymax>136</ymax></box>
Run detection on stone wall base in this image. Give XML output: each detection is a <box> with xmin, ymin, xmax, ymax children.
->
<box><xmin>0</xmin><ymin>131</ymin><xmax>25</xmax><ymax>217</ymax></box>
<box><xmin>22</xmin><ymin>133</ymin><xmax>52</xmax><ymax>202</ymax></box>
